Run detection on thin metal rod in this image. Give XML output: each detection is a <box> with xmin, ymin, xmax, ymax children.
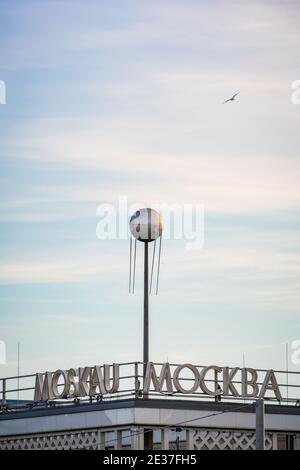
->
<box><xmin>286</xmin><ymin>343</ymin><xmax>289</xmax><ymax>405</ymax></box>
<box><xmin>149</xmin><ymin>240</ymin><xmax>156</xmax><ymax>294</ymax></box>
<box><xmin>132</xmin><ymin>239</ymin><xmax>137</xmax><ymax>294</ymax></box>
<box><xmin>243</xmin><ymin>352</ymin><xmax>245</xmax><ymax>404</ymax></box>
<box><xmin>156</xmin><ymin>236</ymin><xmax>162</xmax><ymax>295</ymax></box>
<box><xmin>17</xmin><ymin>343</ymin><xmax>20</xmax><ymax>406</ymax></box>
<box><xmin>129</xmin><ymin>236</ymin><xmax>132</xmax><ymax>293</ymax></box>
<box><xmin>143</xmin><ymin>242</ymin><xmax>149</xmax><ymax>395</ymax></box>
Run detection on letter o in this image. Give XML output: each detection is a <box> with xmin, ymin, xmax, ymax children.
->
<box><xmin>52</xmin><ymin>369</ymin><xmax>69</xmax><ymax>398</ymax></box>
<box><xmin>173</xmin><ymin>364</ymin><xmax>200</xmax><ymax>394</ymax></box>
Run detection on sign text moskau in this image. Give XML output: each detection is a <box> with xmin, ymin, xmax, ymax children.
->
<box><xmin>34</xmin><ymin>362</ymin><xmax>282</xmax><ymax>401</ymax></box>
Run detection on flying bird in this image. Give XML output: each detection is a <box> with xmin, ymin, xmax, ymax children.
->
<box><xmin>223</xmin><ymin>92</ymin><xmax>240</xmax><ymax>104</ymax></box>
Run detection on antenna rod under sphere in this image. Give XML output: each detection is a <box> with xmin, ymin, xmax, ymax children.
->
<box><xmin>143</xmin><ymin>242</ymin><xmax>149</xmax><ymax>383</ymax></box>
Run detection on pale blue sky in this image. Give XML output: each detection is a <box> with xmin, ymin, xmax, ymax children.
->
<box><xmin>0</xmin><ymin>0</ymin><xmax>300</xmax><ymax>381</ymax></box>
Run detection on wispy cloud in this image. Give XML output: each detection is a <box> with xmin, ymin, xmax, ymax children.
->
<box><xmin>0</xmin><ymin>259</ymin><xmax>126</xmax><ymax>284</ymax></box>
<box><xmin>1</xmin><ymin>0</ymin><xmax>300</xmax><ymax>377</ymax></box>
<box><xmin>2</xmin><ymin>1</ymin><xmax>300</xmax><ymax>69</ymax></box>
<box><xmin>2</xmin><ymin>116</ymin><xmax>299</xmax><ymax>214</ymax></box>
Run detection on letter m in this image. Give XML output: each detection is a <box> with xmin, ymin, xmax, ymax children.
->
<box><xmin>34</xmin><ymin>372</ymin><xmax>53</xmax><ymax>401</ymax></box>
<box><xmin>144</xmin><ymin>362</ymin><xmax>173</xmax><ymax>393</ymax></box>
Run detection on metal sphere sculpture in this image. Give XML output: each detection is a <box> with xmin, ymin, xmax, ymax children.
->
<box><xmin>129</xmin><ymin>208</ymin><xmax>163</xmax><ymax>242</ymax></box>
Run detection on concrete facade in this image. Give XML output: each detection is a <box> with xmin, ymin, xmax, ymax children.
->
<box><xmin>0</xmin><ymin>399</ymin><xmax>299</xmax><ymax>450</ymax></box>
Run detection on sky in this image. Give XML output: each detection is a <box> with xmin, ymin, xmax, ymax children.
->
<box><xmin>0</xmin><ymin>0</ymin><xmax>300</xmax><ymax>390</ymax></box>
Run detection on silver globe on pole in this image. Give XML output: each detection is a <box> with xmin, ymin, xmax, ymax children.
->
<box><xmin>129</xmin><ymin>208</ymin><xmax>164</xmax><ymax>398</ymax></box>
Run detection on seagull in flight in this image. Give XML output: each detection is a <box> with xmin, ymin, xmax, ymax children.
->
<box><xmin>223</xmin><ymin>92</ymin><xmax>240</xmax><ymax>104</ymax></box>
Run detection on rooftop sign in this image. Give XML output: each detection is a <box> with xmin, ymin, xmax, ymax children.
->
<box><xmin>34</xmin><ymin>362</ymin><xmax>282</xmax><ymax>402</ymax></box>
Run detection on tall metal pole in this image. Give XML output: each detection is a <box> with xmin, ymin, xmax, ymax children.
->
<box><xmin>256</xmin><ymin>398</ymin><xmax>265</xmax><ymax>450</ymax></box>
<box><xmin>143</xmin><ymin>242</ymin><xmax>149</xmax><ymax>384</ymax></box>
<box><xmin>143</xmin><ymin>241</ymin><xmax>154</xmax><ymax>449</ymax></box>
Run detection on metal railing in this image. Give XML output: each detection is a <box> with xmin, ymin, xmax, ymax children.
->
<box><xmin>1</xmin><ymin>361</ymin><xmax>300</xmax><ymax>414</ymax></box>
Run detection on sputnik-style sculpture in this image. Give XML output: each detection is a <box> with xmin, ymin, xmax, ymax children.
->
<box><xmin>129</xmin><ymin>208</ymin><xmax>164</xmax><ymax>395</ymax></box>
